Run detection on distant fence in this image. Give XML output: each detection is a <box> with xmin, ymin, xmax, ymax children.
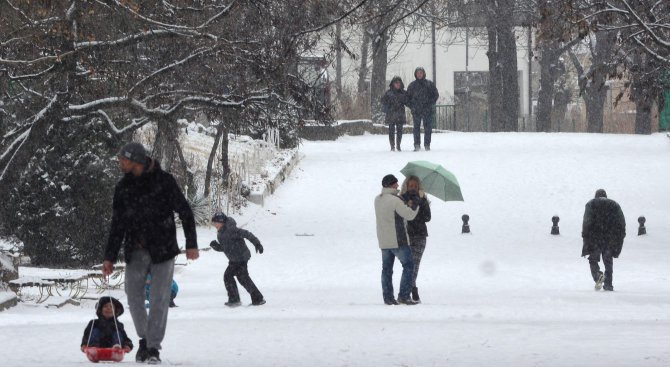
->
<box><xmin>434</xmin><ymin>104</ymin><xmax>457</xmax><ymax>130</ymax></box>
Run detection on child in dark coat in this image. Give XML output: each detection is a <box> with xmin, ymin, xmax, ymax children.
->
<box><xmin>210</xmin><ymin>212</ymin><xmax>266</xmax><ymax>307</ymax></box>
<box><xmin>81</xmin><ymin>296</ymin><xmax>133</xmax><ymax>352</ymax></box>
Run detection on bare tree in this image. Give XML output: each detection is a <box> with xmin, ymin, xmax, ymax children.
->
<box><xmin>0</xmin><ymin>0</ymin><xmax>358</xmax><ymax>266</ymax></box>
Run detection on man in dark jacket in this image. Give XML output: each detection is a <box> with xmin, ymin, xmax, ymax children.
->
<box><xmin>102</xmin><ymin>142</ymin><xmax>199</xmax><ymax>364</ymax></box>
<box><xmin>380</xmin><ymin>76</ymin><xmax>408</xmax><ymax>151</ymax></box>
<box><xmin>581</xmin><ymin>189</ymin><xmax>626</xmax><ymax>291</ymax></box>
<box><xmin>406</xmin><ymin>66</ymin><xmax>439</xmax><ymax>151</ymax></box>
<box><xmin>210</xmin><ymin>212</ymin><xmax>265</xmax><ymax>307</ymax></box>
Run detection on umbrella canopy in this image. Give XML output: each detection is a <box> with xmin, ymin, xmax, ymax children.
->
<box><xmin>400</xmin><ymin>161</ymin><xmax>464</xmax><ymax>202</ymax></box>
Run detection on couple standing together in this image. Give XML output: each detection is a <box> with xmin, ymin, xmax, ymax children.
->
<box><xmin>381</xmin><ymin>67</ymin><xmax>439</xmax><ymax>152</ymax></box>
<box><xmin>374</xmin><ymin>174</ymin><xmax>431</xmax><ymax>305</ymax></box>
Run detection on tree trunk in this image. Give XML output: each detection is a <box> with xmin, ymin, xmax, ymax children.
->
<box><xmin>204</xmin><ymin>121</ymin><xmax>225</xmax><ymax>198</ymax></box>
<box><xmin>535</xmin><ymin>43</ymin><xmax>557</xmax><ymax>132</ymax></box>
<box><xmin>498</xmin><ymin>2</ymin><xmax>519</xmax><ymax>132</ymax></box>
<box><xmin>584</xmin><ymin>30</ymin><xmax>616</xmax><ymax>133</ymax></box>
<box><xmin>370</xmin><ymin>30</ymin><xmax>388</xmax><ymax>122</ymax></box>
<box><xmin>173</xmin><ymin>135</ymin><xmax>194</xmax><ymax>198</ymax></box>
<box><xmin>220</xmin><ymin>125</ymin><xmax>230</xmax><ymax>184</ymax></box>
<box><xmin>634</xmin><ymin>97</ymin><xmax>653</xmax><ymax>134</ymax></box>
<box><xmin>153</xmin><ymin>117</ymin><xmax>178</xmax><ymax>170</ymax></box>
<box><xmin>485</xmin><ymin>4</ymin><xmax>502</xmax><ymax>132</ymax></box>
<box><xmin>335</xmin><ymin>22</ymin><xmax>343</xmax><ymax>102</ymax></box>
<box><xmin>357</xmin><ymin>28</ymin><xmax>371</xmax><ymax>96</ymax></box>
<box><xmin>370</xmin><ymin>27</ymin><xmax>388</xmax><ymax>123</ymax></box>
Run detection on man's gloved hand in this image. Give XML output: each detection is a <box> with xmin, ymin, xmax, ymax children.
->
<box><xmin>255</xmin><ymin>244</ymin><xmax>264</xmax><ymax>254</ymax></box>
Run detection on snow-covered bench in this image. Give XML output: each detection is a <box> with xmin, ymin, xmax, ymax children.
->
<box><xmin>9</xmin><ymin>270</ymin><xmax>93</xmax><ymax>305</ymax></box>
<box><xmin>90</xmin><ymin>263</ymin><xmax>125</xmax><ymax>292</ymax></box>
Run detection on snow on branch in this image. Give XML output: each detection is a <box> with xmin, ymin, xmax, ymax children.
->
<box><xmin>0</xmin><ymin>94</ymin><xmax>57</xmax><ymax>181</ymax></box>
<box><xmin>94</xmin><ymin>110</ymin><xmax>147</xmax><ymax>135</ymax></box>
<box><xmin>112</xmin><ymin>0</ymin><xmax>234</xmax><ymax>31</ymax></box>
<box><xmin>5</xmin><ymin>65</ymin><xmax>56</xmax><ymax>81</ymax></box>
<box><xmin>128</xmin><ymin>47</ymin><xmax>215</xmax><ymax>95</ymax></box>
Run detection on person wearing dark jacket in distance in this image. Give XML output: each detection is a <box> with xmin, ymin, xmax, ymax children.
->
<box><xmin>81</xmin><ymin>296</ymin><xmax>133</xmax><ymax>353</ymax></box>
<box><xmin>406</xmin><ymin>66</ymin><xmax>439</xmax><ymax>151</ymax></box>
<box><xmin>380</xmin><ymin>76</ymin><xmax>409</xmax><ymax>151</ymax></box>
<box><xmin>582</xmin><ymin>189</ymin><xmax>626</xmax><ymax>292</ymax></box>
<box><xmin>210</xmin><ymin>212</ymin><xmax>266</xmax><ymax>307</ymax></box>
<box><xmin>400</xmin><ymin>175</ymin><xmax>431</xmax><ymax>303</ymax></box>
<box><xmin>103</xmin><ymin>142</ymin><xmax>199</xmax><ymax>364</ymax></box>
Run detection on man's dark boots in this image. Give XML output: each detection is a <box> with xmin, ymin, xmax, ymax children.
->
<box><xmin>411</xmin><ymin>287</ymin><xmax>421</xmax><ymax>303</ymax></box>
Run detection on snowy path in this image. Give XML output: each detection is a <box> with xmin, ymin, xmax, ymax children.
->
<box><xmin>2</xmin><ymin>133</ymin><xmax>670</xmax><ymax>366</ymax></box>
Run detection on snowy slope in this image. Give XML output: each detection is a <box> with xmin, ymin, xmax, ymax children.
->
<box><xmin>1</xmin><ymin>133</ymin><xmax>669</xmax><ymax>366</ymax></box>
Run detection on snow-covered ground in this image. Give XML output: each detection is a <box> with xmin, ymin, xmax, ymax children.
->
<box><xmin>1</xmin><ymin>132</ymin><xmax>669</xmax><ymax>366</ymax></box>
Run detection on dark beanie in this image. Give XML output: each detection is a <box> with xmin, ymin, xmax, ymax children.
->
<box><xmin>118</xmin><ymin>142</ymin><xmax>147</xmax><ymax>164</ymax></box>
<box><xmin>382</xmin><ymin>174</ymin><xmax>398</xmax><ymax>187</ymax></box>
<box><xmin>211</xmin><ymin>212</ymin><xmax>227</xmax><ymax>223</ymax></box>
<box><xmin>595</xmin><ymin>189</ymin><xmax>607</xmax><ymax>198</ymax></box>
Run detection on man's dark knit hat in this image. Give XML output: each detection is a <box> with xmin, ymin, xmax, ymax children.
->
<box><xmin>382</xmin><ymin>174</ymin><xmax>399</xmax><ymax>187</ymax></box>
<box><xmin>211</xmin><ymin>212</ymin><xmax>227</xmax><ymax>223</ymax></box>
<box><xmin>595</xmin><ymin>189</ymin><xmax>607</xmax><ymax>198</ymax></box>
<box><xmin>118</xmin><ymin>142</ymin><xmax>147</xmax><ymax>164</ymax></box>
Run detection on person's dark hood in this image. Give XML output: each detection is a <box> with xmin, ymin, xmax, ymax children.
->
<box><xmin>224</xmin><ymin>217</ymin><xmax>238</xmax><ymax>231</ymax></box>
<box><xmin>389</xmin><ymin>76</ymin><xmax>405</xmax><ymax>90</ymax></box>
<box><xmin>96</xmin><ymin>296</ymin><xmax>124</xmax><ymax>318</ymax></box>
<box><xmin>414</xmin><ymin>66</ymin><xmax>426</xmax><ymax>80</ymax></box>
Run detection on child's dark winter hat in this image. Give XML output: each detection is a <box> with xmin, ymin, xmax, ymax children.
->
<box><xmin>118</xmin><ymin>142</ymin><xmax>147</xmax><ymax>164</ymax></box>
<box><xmin>595</xmin><ymin>189</ymin><xmax>607</xmax><ymax>198</ymax></box>
<box><xmin>96</xmin><ymin>296</ymin><xmax>124</xmax><ymax>318</ymax></box>
<box><xmin>382</xmin><ymin>174</ymin><xmax>398</xmax><ymax>187</ymax></box>
<box><xmin>211</xmin><ymin>212</ymin><xmax>227</xmax><ymax>223</ymax></box>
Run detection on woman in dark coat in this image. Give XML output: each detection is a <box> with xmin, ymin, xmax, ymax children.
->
<box><xmin>380</xmin><ymin>76</ymin><xmax>408</xmax><ymax>151</ymax></box>
<box><xmin>401</xmin><ymin>175</ymin><xmax>431</xmax><ymax>303</ymax></box>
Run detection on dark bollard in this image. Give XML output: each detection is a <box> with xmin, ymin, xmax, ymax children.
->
<box><xmin>461</xmin><ymin>214</ymin><xmax>471</xmax><ymax>234</ymax></box>
<box><xmin>551</xmin><ymin>216</ymin><xmax>560</xmax><ymax>235</ymax></box>
<box><xmin>638</xmin><ymin>216</ymin><xmax>646</xmax><ymax>236</ymax></box>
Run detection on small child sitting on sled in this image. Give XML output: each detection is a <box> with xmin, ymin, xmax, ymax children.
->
<box><xmin>81</xmin><ymin>296</ymin><xmax>133</xmax><ymax>353</ymax></box>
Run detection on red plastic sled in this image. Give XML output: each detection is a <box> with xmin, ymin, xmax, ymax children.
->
<box><xmin>83</xmin><ymin>347</ymin><xmax>126</xmax><ymax>363</ymax></box>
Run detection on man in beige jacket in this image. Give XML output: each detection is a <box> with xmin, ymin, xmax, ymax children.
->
<box><xmin>374</xmin><ymin>174</ymin><xmax>419</xmax><ymax>305</ymax></box>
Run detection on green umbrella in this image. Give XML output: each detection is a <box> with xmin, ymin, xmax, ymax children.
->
<box><xmin>400</xmin><ymin>161</ymin><xmax>464</xmax><ymax>202</ymax></box>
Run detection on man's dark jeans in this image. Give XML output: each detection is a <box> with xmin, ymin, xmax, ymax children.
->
<box><xmin>381</xmin><ymin>246</ymin><xmax>414</xmax><ymax>302</ymax></box>
<box><xmin>412</xmin><ymin>111</ymin><xmax>434</xmax><ymax>147</ymax></box>
<box><xmin>588</xmin><ymin>247</ymin><xmax>614</xmax><ymax>287</ymax></box>
<box><xmin>224</xmin><ymin>261</ymin><xmax>263</xmax><ymax>303</ymax></box>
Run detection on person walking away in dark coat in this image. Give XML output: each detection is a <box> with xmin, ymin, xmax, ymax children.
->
<box><xmin>380</xmin><ymin>76</ymin><xmax>408</xmax><ymax>151</ymax></box>
<box><xmin>400</xmin><ymin>175</ymin><xmax>431</xmax><ymax>303</ymax></box>
<box><xmin>582</xmin><ymin>189</ymin><xmax>626</xmax><ymax>291</ymax></box>
<box><xmin>406</xmin><ymin>66</ymin><xmax>439</xmax><ymax>151</ymax></box>
<box><xmin>374</xmin><ymin>174</ymin><xmax>419</xmax><ymax>305</ymax></box>
<box><xmin>102</xmin><ymin>142</ymin><xmax>199</xmax><ymax>364</ymax></box>
<box><xmin>210</xmin><ymin>212</ymin><xmax>266</xmax><ymax>307</ymax></box>
<box><xmin>81</xmin><ymin>296</ymin><xmax>133</xmax><ymax>353</ymax></box>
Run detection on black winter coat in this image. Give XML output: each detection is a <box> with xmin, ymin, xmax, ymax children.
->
<box><xmin>81</xmin><ymin>318</ymin><xmax>133</xmax><ymax>349</ymax></box>
<box><xmin>406</xmin><ymin>78</ymin><xmax>439</xmax><ymax>116</ymax></box>
<box><xmin>381</xmin><ymin>77</ymin><xmax>408</xmax><ymax>124</ymax></box>
<box><xmin>211</xmin><ymin>218</ymin><xmax>262</xmax><ymax>263</ymax></box>
<box><xmin>105</xmin><ymin>159</ymin><xmax>198</xmax><ymax>265</ymax></box>
<box><xmin>401</xmin><ymin>192</ymin><xmax>431</xmax><ymax>238</ymax></box>
<box><xmin>581</xmin><ymin>197</ymin><xmax>626</xmax><ymax>257</ymax></box>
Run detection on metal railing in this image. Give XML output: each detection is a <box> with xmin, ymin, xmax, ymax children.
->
<box><xmin>434</xmin><ymin>104</ymin><xmax>456</xmax><ymax>130</ymax></box>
